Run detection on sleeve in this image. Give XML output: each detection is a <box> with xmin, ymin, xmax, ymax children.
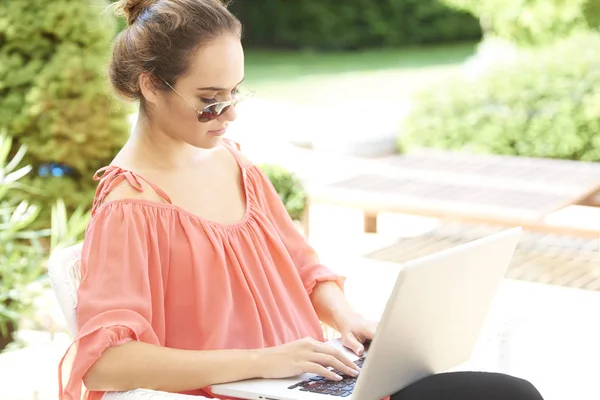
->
<box><xmin>254</xmin><ymin>167</ymin><xmax>345</xmax><ymax>295</ymax></box>
<box><xmin>58</xmin><ymin>204</ymin><xmax>164</xmax><ymax>400</ymax></box>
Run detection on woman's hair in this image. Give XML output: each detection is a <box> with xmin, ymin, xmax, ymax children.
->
<box><xmin>109</xmin><ymin>0</ymin><xmax>242</xmax><ymax>101</ymax></box>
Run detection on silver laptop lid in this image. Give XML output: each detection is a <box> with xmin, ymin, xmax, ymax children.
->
<box><xmin>352</xmin><ymin>227</ymin><xmax>521</xmax><ymax>400</ymax></box>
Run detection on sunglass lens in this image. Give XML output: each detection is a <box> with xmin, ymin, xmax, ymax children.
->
<box><xmin>197</xmin><ymin>104</ymin><xmax>232</xmax><ymax>122</ymax></box>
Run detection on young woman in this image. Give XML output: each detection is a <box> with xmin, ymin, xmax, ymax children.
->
<box><xmin>58</xmin><ymin>1</ymin><xmax>545</xmax><ymax>399</ymax></box>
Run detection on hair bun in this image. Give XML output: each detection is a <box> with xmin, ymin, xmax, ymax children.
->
<box><xmin>113</xmin><ymin>0</ymin><xmax>158</xmax><ymax>25</ymax></box>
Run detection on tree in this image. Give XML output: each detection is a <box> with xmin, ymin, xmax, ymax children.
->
<box><xmin>443</xmin><ymin>0</ymin><xmax>600</xmax><ymax>46</ymax></box>
<box><xmin>0</xmin><ymin>0</ymin><xmax>131</xmax><ymax>227</ymax></box>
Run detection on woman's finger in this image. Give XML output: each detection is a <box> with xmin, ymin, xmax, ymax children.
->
<box><xmin>341</xmin><ymin>331</ymin><xmax>365</xmax><ymax>356</ymax></box>
<box><xmin>302</xmin><ymin>362</ymin><xmax>343</xmax><ymax>381</ymax></box>
<box><xmin>363</xmin><ymin>321</ymin><xmax>378</xmax><ymax>340</ymax></box>
<box><xmin>315</xmin><ymin>342</ymin><xmax>361</xmax><ymax>371</ymax></box>
<box><xmin>311</xmin><ymin>353</ymin><xmax>360</xmax><ymax>378</ymax></box>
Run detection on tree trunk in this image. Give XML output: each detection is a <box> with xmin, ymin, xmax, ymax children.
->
<box><xmin>0</xmin><ymin>320</ymin><xmax>17</xmax><ymax>352</ymax></box>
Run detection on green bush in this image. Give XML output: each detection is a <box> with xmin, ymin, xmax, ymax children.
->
<box><xmin>0</xmin><ymin>132</ymin><xmax>89</xmax><ymax>351</ymax></box>
<box><xmin>442</xmin><ymin>0</ymin><xmax>600</xmax><ymax>46</ymax></box>
<box><xmin>0</xmin><ymin>133</ymin><xmax>45</xmax><ymax>350</ymax></box>
<box><xmin>400</xmin><ymin>33</ymin><xmax>600</xmax><ymax>162</ymax></box>
<box><xmin>259</xmin><ymin>164</ymin><xmax>307</xmax><ymax>222</ymax></box>
<box><xmin>230</xmin><ymin>0</ymin><xmax>481</xmax><ymax>50</ymax></box>
<box><xmin>0</xmin><ymin>0</ymin><xmax>131</xmax><ymax>228</ymax></box>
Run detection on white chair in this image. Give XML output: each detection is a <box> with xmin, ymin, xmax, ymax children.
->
<box><xmin>48</xmin><ymin>244</ymin><xmax>203</xmax><ymax>399</ymax></box>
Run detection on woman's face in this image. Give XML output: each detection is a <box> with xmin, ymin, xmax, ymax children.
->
<box><xmin>148</xmin><ymin>34</ymin><xmax>245</xmax><ymax>149</ymax></box>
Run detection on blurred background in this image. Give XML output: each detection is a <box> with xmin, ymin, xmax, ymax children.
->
<box><xmin>1</xmin><ymin>0</ymin><xmax>600</xmax><ymax>399</ymax></box>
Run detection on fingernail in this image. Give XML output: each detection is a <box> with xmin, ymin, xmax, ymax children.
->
<box><xmin>352</xmin><ymin>369</ymin><xmax>360</xmax><ymax>376</ymax></box>
<box><xmin>356</xmin><ymin>348</ymin><xmax>363</xmax><ymax>355</ymax></box>
<box><xmin>335</xmin><ymin>375</ymin><xmax>343</xmax><ymax>381</ymax></box>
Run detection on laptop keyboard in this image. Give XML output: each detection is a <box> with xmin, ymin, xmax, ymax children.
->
<box><xmin>287</xmin><ymin>357</ymin><xmax>365</xmax><ymax>397</ymax></box>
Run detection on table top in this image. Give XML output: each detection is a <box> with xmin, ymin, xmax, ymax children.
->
<box><xmin>311</xmin><ymin>150</ymin><xmax>600</xmax><ymax>223</ymax></box>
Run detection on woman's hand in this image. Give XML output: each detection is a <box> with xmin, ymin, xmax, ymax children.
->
<box><xmin>337</xmin><ymin>314</ymin><xmax>378</xmax><ymax>357</ymax></box>
<box><xmin>258</xmin><ymin>337</ymin><xmax>362</xmax><ymax>381</ymax></box>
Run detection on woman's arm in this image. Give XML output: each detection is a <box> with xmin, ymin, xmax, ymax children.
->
<box><xmin>85</xmin><ymin>335</ymin><xmax>361</xmax><ymax>392</ymax></box>
<box><xmin>311</xmin><ymin>281</ymin><xmax>377</xmax><ymax>356</ymax></box>
<box><xmin>310</xmin><ymin>280</ymin><xmax>359</xmax><ymax>332</ymax></box>
<box><xmin>84</xmin><ymin>341</ymin><xmax>262</xmax><ymax>392</ymax></box>
<box><xmin>246</xmin><ymin>156</ymin><xmax>359</xmax><ymax>337</ymax></box>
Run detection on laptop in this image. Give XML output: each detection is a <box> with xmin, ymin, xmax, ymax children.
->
<box><xmin>211</xmin><ymin>227</ymin><xmax>522</xmax><ymax>400</ymax></box>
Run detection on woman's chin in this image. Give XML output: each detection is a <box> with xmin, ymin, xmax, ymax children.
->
<box><xmin>188</xmin><ymin>134</ymin><xmax>225</xmax><ymax>149</ymax></box>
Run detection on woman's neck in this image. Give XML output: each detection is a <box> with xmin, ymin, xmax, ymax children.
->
<box><xmin>121</xmin><ymin>112</ymin><xmax>206</xmax><ymax>170</ymax></box>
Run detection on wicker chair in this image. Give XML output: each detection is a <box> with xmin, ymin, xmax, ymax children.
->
<box><xmin>48</xmin><ymin>243</ymin><xmax>203</xmax><ymax>399</ymax></box>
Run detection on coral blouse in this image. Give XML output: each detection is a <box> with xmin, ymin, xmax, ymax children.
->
<box><xmin>58</xmin><ymin>140</ymin><xmax>345</xmax><ymax>400</ymax></box>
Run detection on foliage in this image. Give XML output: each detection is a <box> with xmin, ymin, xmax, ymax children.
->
<box><xmin>229</xmin><ymin>0</ymin><xmax>481</xmax><ymax>50</ymax></box>
<box><xmin>442</xmin><ymin>0</ymin><xmax>600</xmax><ymax>46</ymax></box>
<box><xmin>0</xmin><ymin>0</ymin><xmax>131</xmax><ymax>228</ymax></box>
<box><xmin>50</xmin><ymin>198</ymin><xmax>90</xmax><ymax>254</ymax></box>
<box><xmin>0</xmin><ymin>132</ymin><xmax>89</xmax><ymax>351</ymax></box>
<box><xmin>400</xmin><ymin>33</ymin><xmax>600</xmax><ymax>162</ymax></box>
<box><xmin>259</xmin><ymin>164</ymin><xmax>307</xmax><ymax>222</ymax></box>
<box><xmin>0</xmin><ymin>134</ymin><xmax>44</xmax><ymax>348</ymax></box>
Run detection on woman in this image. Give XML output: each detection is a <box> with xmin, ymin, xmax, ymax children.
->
<box><xmin>58</xmin><ymin>1</ymin><xmax>545</xmax><ymax>399</ymax></box>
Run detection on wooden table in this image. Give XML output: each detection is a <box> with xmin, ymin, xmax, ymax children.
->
<box><xmin>307</xmin><ymin>150</ymin><xmax>600</xmax><ymax>238</ymax></box>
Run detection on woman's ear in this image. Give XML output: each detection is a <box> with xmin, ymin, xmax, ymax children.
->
<box><xmin>139</xmin><ymin>72</ymin><xmax>162</xmax><ymax>105</ymax></box>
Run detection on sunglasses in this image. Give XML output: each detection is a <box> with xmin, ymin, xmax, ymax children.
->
<box><xmin>162</xmin><ymin>79</ymin><xmax>254</xmax><ymax>122</ymax></box>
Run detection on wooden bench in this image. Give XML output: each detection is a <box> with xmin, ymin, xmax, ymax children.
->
<box><xmin>306</xmin><ymin>150</ymin><xmax>600</xmax><ymax>238</ymax></box>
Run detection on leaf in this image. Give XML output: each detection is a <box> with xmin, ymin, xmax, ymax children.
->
<box><xmin>0</xmin><ymin>130</ymin><xmax>11</xmax><ymax>167</ymax></box>
<box><xmin>5</xmin><ymin>144</ymin><xmax>28</xmax><ymax>174</ymax></box>
<box><xmin>0</xmin><ymin>322</ymin><xmax>9</xmax><ymax>339</ymax></box>
<box><xmin>0</xmin><ymin>303</ymin><xmax>21</xmax><ymax>321</ymax></box>
<box><xmin>3</xmin><ymin>165</ymin><xmax>32</xmax><ymax>185</ymax></box>
<box><xmin>51</xmin><ymin>199</ymin><xmax>89</xmax><ymax>251</ymax></box>
<box><xmin>13</xmin><ymin>230</ymin><xmax>49</xmax><ymax>240</ymax></box>
<box><xmin>0</xmin><ymin>185</ymin><xmax>8</xmax><ymax>201</ymax></box>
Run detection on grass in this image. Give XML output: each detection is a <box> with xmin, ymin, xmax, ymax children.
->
<box><xmin>243</xmin><ymin>42</ymin><xmax>477</xmax><ymax>105</ymax></box>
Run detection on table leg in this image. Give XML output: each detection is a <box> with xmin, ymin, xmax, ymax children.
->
<box><xmin>301</xmin><ymin>202</ymin><xmax>310</xmax><ymax>238</ymax></box>
<box><xmin>364</xmin><ymin>213</ymin><xmax>378</xmax><ymax>233</ymax></box>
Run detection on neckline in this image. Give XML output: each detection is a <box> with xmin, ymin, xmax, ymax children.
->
<box><xmin>94</xmin><ymin>142</ymin><xmax>254</xmax><ymax>230</ymax></box>
<box><xmin>96</xmin><ymin>194</ymin><xmax>254</xmax><ymax>230</ymax></box>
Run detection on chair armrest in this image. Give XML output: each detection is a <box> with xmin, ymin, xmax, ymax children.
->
<box><xmin>103</xmin><ymin>389</ymin><xmax>207</xmax><ymax>399</ymax></box>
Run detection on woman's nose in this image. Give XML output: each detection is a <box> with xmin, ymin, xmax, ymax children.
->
<box><xmin>221</xmin><ymin>103</ymin><xmax>238</xmax><ymax>122</ymax></box>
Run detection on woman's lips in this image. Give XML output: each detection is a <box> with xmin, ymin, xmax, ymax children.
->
<box><xmin>207</xmin><ymin>128</ymin><xmax>227</xmax><ymax>137</ymax></box>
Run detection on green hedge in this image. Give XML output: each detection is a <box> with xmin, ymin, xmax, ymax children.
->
<box><xmin>400</xmin><ymin>33</ymin><xmax>600</xmax><ymax>162</ymax></box>
<box><xmin>0</xmin><ymin>0</ymin><xmax>131</xmax><ymax>228</ymax></box>
<box><xmin>230</xmin><ymin>0</ymin><xmax>481</xmax><ymax>50</ymax></box>
<box><xmin>443</xmin><ymin>0</ymin><xmax>600</xmax><ymax>46</ymax></box>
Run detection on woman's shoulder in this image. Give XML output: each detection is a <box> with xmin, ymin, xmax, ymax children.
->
<box><xmin>220</xmin><ymin>138</ymin><xmax>254</xmax><ymax>169</ymax></box>
<box><xmin>101</xmin><ymin>168</ymin><xmax>166</xmax><ymax>203</ymax></box>
<box><xmin>92</xmin><ymin>163</ymin><xmax>173</xmax><ymax>216</ymax></box>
